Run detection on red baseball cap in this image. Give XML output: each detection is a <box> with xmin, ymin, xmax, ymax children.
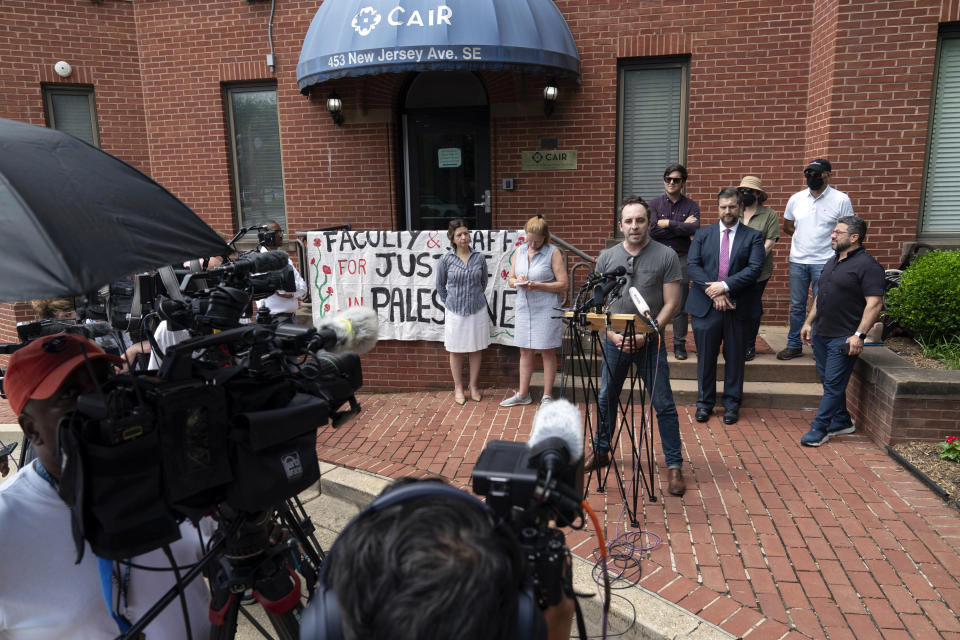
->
<box><xmin>5</xmin><ymin>333</ymin><xmax>121</xmax><ymax>416</ymax></box>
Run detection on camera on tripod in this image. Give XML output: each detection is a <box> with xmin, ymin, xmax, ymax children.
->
<box><xmin>471</xmin><ymin>400</ymin><xmax>585</xmax><ymax>609</ymax></box>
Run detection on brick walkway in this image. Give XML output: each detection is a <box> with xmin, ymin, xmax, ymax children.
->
<box><xmin>318</xmin><ymin>390</ymin><xmax>960</xmax><ymax>639</ymax></box>
<box><xmin>4</xmin><ymin>382</ymin><xmax>959</xmax><ymax>638</ymax></box>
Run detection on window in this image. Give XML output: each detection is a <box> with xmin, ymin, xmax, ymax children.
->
<box><xmin>617</xmin><ymin>59</ymin><xmax>689</xmax><ymax>219</ymax></box>
<box><xmin>921</xmin><ymin>28</ymin><xmax>960</xmax><ymax>235</ymax></box>
<box><xmin>43</xmin><ymin>86</ymin><xmax>99</xmax><ymax>146</ymax></box>
<box><xmin>225</xmin><ymin>84</ymin><xmax>286</xmax><ymax>229</ymax></box>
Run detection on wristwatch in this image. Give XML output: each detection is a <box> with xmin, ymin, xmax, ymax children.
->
<box><xmin>854</xmin><ymin>331</ymin><xmax>867</xmax><ymax>340</ymax></box>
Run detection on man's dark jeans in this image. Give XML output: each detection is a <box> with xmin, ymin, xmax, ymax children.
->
<box><xmin>595</xmin><ymin>338</ymin><xmax>683</xmax><ymax>468</ymax></box>
<box><xmin>810</xmin><ymin>334</ymin><xmax>858</xmax><ymax>432</ymax></box>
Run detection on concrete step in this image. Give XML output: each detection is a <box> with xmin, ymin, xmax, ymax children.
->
<box><xmin>530</xmin><ymin>372</ymin><xmax>824</xmax><ymax>411</ymax></box>
<box><xmin>557</xmin><ymin>348</ymin><xmax>820</xmax><ymax>383</ymax></box>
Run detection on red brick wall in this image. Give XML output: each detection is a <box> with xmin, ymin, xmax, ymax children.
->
<box><xmin>848</xmin><ymin>369</ymin><xmax>960</xmax><ymax>445</ymax></box>
<box><xmin>0</xmin><ymin>0</ymin><xmax>949</xmax><ymax>387</ymax></box>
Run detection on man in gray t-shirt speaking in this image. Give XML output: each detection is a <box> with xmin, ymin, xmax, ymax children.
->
<box><xmin>587</xmin><ymin>195</ymin><xmax>688</xmax><ymax>496</ymax></box>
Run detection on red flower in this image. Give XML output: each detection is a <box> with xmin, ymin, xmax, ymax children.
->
<box><xmin>324</xmin><ymin>303</ymin><xmax>330</xmax><ymax>312</ymax></box>
<box><xmin>313</xmin><ymin>238</ymin><xmax>322</xmax><ymax>247</ymax></box>
<box><xmin>500</xmin><ymin>269</ymin><xmax>508</xmax><ymax>279</ymax></box>
<box><xmin>948</xmin><ymin>436</ymin><xmax>958</xmax><ymax>444</ymax></box>
<box><xmin>326</xmin><ymin>286</ymin><xmax>334</xmax><ymax>295</ymax></box>
<box><xmin>310</xmin><ymin>257</ymin><xmax>316</xmax><ymax>265</ymax></box>
<box><xmin>322</xmin><ymin>265</ymin><xmax>332</xmax><ymax>274</ymax></box>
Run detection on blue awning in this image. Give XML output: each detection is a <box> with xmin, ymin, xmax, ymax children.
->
<box><xmin>297</xmin><ymin>0</ymin><xmax>580</xmax><ymax>92</ymax></box>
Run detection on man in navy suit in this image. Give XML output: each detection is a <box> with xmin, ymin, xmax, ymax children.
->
<box><xmin>686</xmin><ymin>188</ymin><xmax>765</xmax><ymax>425</ymax></box>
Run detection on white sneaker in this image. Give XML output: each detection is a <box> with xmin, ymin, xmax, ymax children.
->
<box><xmin>540</xmin><ymin>395</ymin><xmax>554</xmax><ymax>405</ymax></box>
<box><xmin>500</xmin><ymin>392</ymin><xmax>532</xmax><ymax>407</ymax></box>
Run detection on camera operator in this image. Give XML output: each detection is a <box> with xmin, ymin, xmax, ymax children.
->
<box><xmin>0</xmin><ymin>333</ymin><xmax>211</xmax><ymax>638</ymax></box>
<box><xmin>256</xmin><ymin>220</ymin><xmax>306</xmax><ymax>323</ymax></box>
<box><xmin>306</xmin><ymin>478</ymin><xmax>574</xmax><ymax>640</ymax></box>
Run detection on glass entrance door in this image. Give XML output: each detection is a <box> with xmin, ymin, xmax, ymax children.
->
<box><xmin>405</xmin><ymin>107</ymin><xmax>491</xmax><ymax>230</ymax></box>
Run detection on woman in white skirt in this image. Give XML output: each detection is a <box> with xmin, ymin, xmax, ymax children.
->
<box><xmin>436</xmin><ymin>219</ymin><xmax>490</xmax><ymax>404</ymax></box>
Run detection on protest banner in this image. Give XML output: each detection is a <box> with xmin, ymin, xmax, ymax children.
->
<box><xmin>305</xmin><ymin>229</ymin><xmax>531</xmax><ymax>345</ymax></box>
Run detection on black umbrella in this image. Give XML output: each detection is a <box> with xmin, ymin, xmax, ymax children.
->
<box><xmin>0</xmin><ymin>117</ymin><xmax>230</xmax><ymax>302</ymax></box>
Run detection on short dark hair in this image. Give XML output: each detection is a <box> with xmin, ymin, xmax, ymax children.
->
<box><xmin>265</xmin><ymin>220</ymin><xmax>282</xmax><ymax>231</ymax></box>
<box><xmin>837</xmin><ymin>215</ymin><xmax>867</xmax><ymax>243</ymax></box>
<box><xmin>663</xmin><ymin>163</ymin><xmax>687</xmax><ymax>180</ymax></box>
<box><xmin>327</xmin><ymin>481</ymin><xmax>521</xmax><ymax>640</ymax></box>
<box><xmin>617</xmin><ymin>194</ymin><xmax>649</xmax><ymax>223</ymax></box>
<box><xmin>717</xmin><ymin>187</ymin><xmax>741</xmax><ymax>204</ymax></box>
<box><xmin>447</xmin><ymin>218</ymin><xmax>469</xmax><ymax>248</ymax></box>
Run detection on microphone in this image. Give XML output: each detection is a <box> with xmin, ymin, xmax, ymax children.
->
<box><xmin>587</xmin><ymin>264</ymin><xmax>627</xmax><ymax>282</ymax></box>
<box><xmin>629</xmin><ymin>286</ymin><xmax>658</xmax><ymax>331</ymax></box>
<box><xmin>600</xmin><ymin>265</ymin><xmax>627</xmax><ymax>278</ymax></box>
<box><xmin>528</xmin><ymin>398</ymin><xmax>584</xmax><ymax>475</ymax></box>
<box><xmin>209</xmin><ymin>250</ymin><xmax>289</xmax><ymax>278</ymax></box>
<box><xmin>314</xmin><ymin>307</ymin><xmax>379</xmax><ymax>354</ymax></box>
<box><xmin>591</xmin><ymin>277</ymin><xmax>621</xmax><ymax>309</ymax></box>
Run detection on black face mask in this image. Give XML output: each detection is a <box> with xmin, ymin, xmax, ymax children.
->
<box><xmin>740</xmin><ymin>191</ymin><xmax>757</xmax><ymax>207</ymax></box>
<box><xmin>806</xmin><ymin>174</ymin><xmax>825</xmax><ymax>190</ymax></box>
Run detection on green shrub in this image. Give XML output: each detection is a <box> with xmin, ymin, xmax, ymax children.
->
<box><xmin>886</xmin><ymin>249</ymin><xmax>960</xmax><ymax>341</ymax></box>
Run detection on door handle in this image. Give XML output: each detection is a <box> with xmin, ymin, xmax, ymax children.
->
<box><xmin>473</xmin><ymin>189</ymin><xmax>491</xmax><ymax>214</ymax></box>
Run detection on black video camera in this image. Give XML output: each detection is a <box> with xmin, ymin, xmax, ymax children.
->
<box><xmin>55</xmin><ymin>320</ymin><xmax>364</xmax><ymax>562</ymax></box>
<box><xmin>258</xmin><ymin>228</ymin><xmax>282</xmax><ymax>248</ymax></box>
<box><xmin>472</xmin><ymin>436</ymin><xmax>584</xmax><ymax>609</ymax></box>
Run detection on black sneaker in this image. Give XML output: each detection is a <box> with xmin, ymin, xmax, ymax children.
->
<box><xmin>777</xmin><ymin>347</ymin><xmax>803</xmax><ymax>360</ymax></box>
<box><xmin>744</xmin><ymin>346</ymin><xmax>756</xmax><ymax>361</ymax></box>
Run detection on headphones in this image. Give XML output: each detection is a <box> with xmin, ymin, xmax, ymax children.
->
<box><xmin>300</xmin><ymin>481</ymin><xmax>546</xmax><ymax>640</ymax></box>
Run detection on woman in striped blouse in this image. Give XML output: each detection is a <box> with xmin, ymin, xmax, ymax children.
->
<box><xmin>435</xmin><ymin>219</ymin><xmax>490</xmax><ymax>405</ymax></box>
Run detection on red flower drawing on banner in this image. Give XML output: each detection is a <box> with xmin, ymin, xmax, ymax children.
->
<box><xmin>501</xmin><ymin>269</ymin><xmax>508</xmax><ymax>279</ymax></box>
<box><xmin>515</xmin><ymin>236</ymin><xmax>526</xmax><ymax>247</ymax></box>
<box><xmin>313</xmin><ymin>240</ymin><xmax>336</xmax><ymax>318</ymax></box>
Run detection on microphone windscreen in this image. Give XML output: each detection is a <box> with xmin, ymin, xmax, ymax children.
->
<box><xmin>629</xmin><ymin>286</ymin><xmax>651</xmax><ymax>316</ymax></box>
<box><xmin>529</xmin><ymin>399</ymin><xmax>583</xmax><ymax>462</ymax></box>
<box><xmin>316</xmin><ymin>306</ymin><xmax>379</xmax><ymax>354</ymax></box>
<box><xmin>250</xmin><ymin>250</ymin><xmax>290</xmax><ymax>273</ymax></box>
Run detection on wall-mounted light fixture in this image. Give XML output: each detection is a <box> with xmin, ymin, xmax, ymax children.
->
<box><xmin>54</xmin><ymin>61</ymin><xmax>73</xmax><ymax>78</ymax></box>
<box><xmin>326</xmin><ymin>91</ymin><xmax>344</xmax><ymax>127</ymax></box>
<box><xmin>543</xmin><ymin>80</ymin><xmax>558</xmax><ymax>116</ymax></box>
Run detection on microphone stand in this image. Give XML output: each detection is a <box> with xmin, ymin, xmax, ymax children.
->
<box><xmin>559</xmin><ymin>277</ymin><xmax>656</xmax><ymax>531</ymax></box>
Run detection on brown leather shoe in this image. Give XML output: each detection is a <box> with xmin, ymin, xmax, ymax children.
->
<box><xmin>584</xmin><ymin>451</ymin><xmax>610</xmax><ymax>473</ymax></box>
<box><xmin>667</xmin><ymin>468</ymin><xmax>686</xmax><ymax>496</ymax></box>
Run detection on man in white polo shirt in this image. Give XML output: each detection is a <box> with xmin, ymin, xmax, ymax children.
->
<box><xmin>778</xmin><ymin>159</ymin><xmax>854</xmax><ymax>360</ymax></box>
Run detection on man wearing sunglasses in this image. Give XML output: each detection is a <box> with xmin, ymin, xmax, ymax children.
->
<box><xmin>779</xmin><ymin>159</ymin><xmax>854</xmax><ymax>360</ymax></box>
<box><xmin>649</xmin><ymin>163</ymin><xmax>701</xmax><ymax>361</ymax></box>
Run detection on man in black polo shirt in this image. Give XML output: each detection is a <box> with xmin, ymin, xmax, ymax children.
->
<box><xmin>799</xmin><ymin>215</ymin><xmax>884</xmax><ymax>446</ymax></box>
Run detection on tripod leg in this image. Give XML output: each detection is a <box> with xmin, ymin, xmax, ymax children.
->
<box><xmin>208</xmin><ymin>592</ymin><xmax>240</xmax><ymax>640</ymax></box>
<box><xmin>265</xmin><ymin>608</ymin><xmax>302</xmax><ymax>640</ymax></box>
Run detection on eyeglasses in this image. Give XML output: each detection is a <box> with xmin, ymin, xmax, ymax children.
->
<box><xmin>737</xmin><ymin>188</ymin><xmax>757</xmax><ymax>195</ymax></box>
<box><xmin>803</xmin><ymin>169</ymin><xmax>824</xmax><ymax>178</ymax></box>
<box><xmin>663</xmin><ymin>176</ymin><xmax>684</xmax><ymax>184</ymax></box>
<box><xmin>830</xmin><ymin>230</ymin><xmax>851</xmax><ymax>237</ymax></box>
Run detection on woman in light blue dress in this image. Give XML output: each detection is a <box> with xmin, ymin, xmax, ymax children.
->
<box><xmin>500</xmin><ymin>216</ymin><xmax>568</xmax><ymax>407</ymax></box>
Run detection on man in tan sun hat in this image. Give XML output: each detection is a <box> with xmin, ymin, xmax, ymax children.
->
<box><xmin>737</xmin><ymin>176</ymin><xmax>779</xmax><ymax>361</ymax></box>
